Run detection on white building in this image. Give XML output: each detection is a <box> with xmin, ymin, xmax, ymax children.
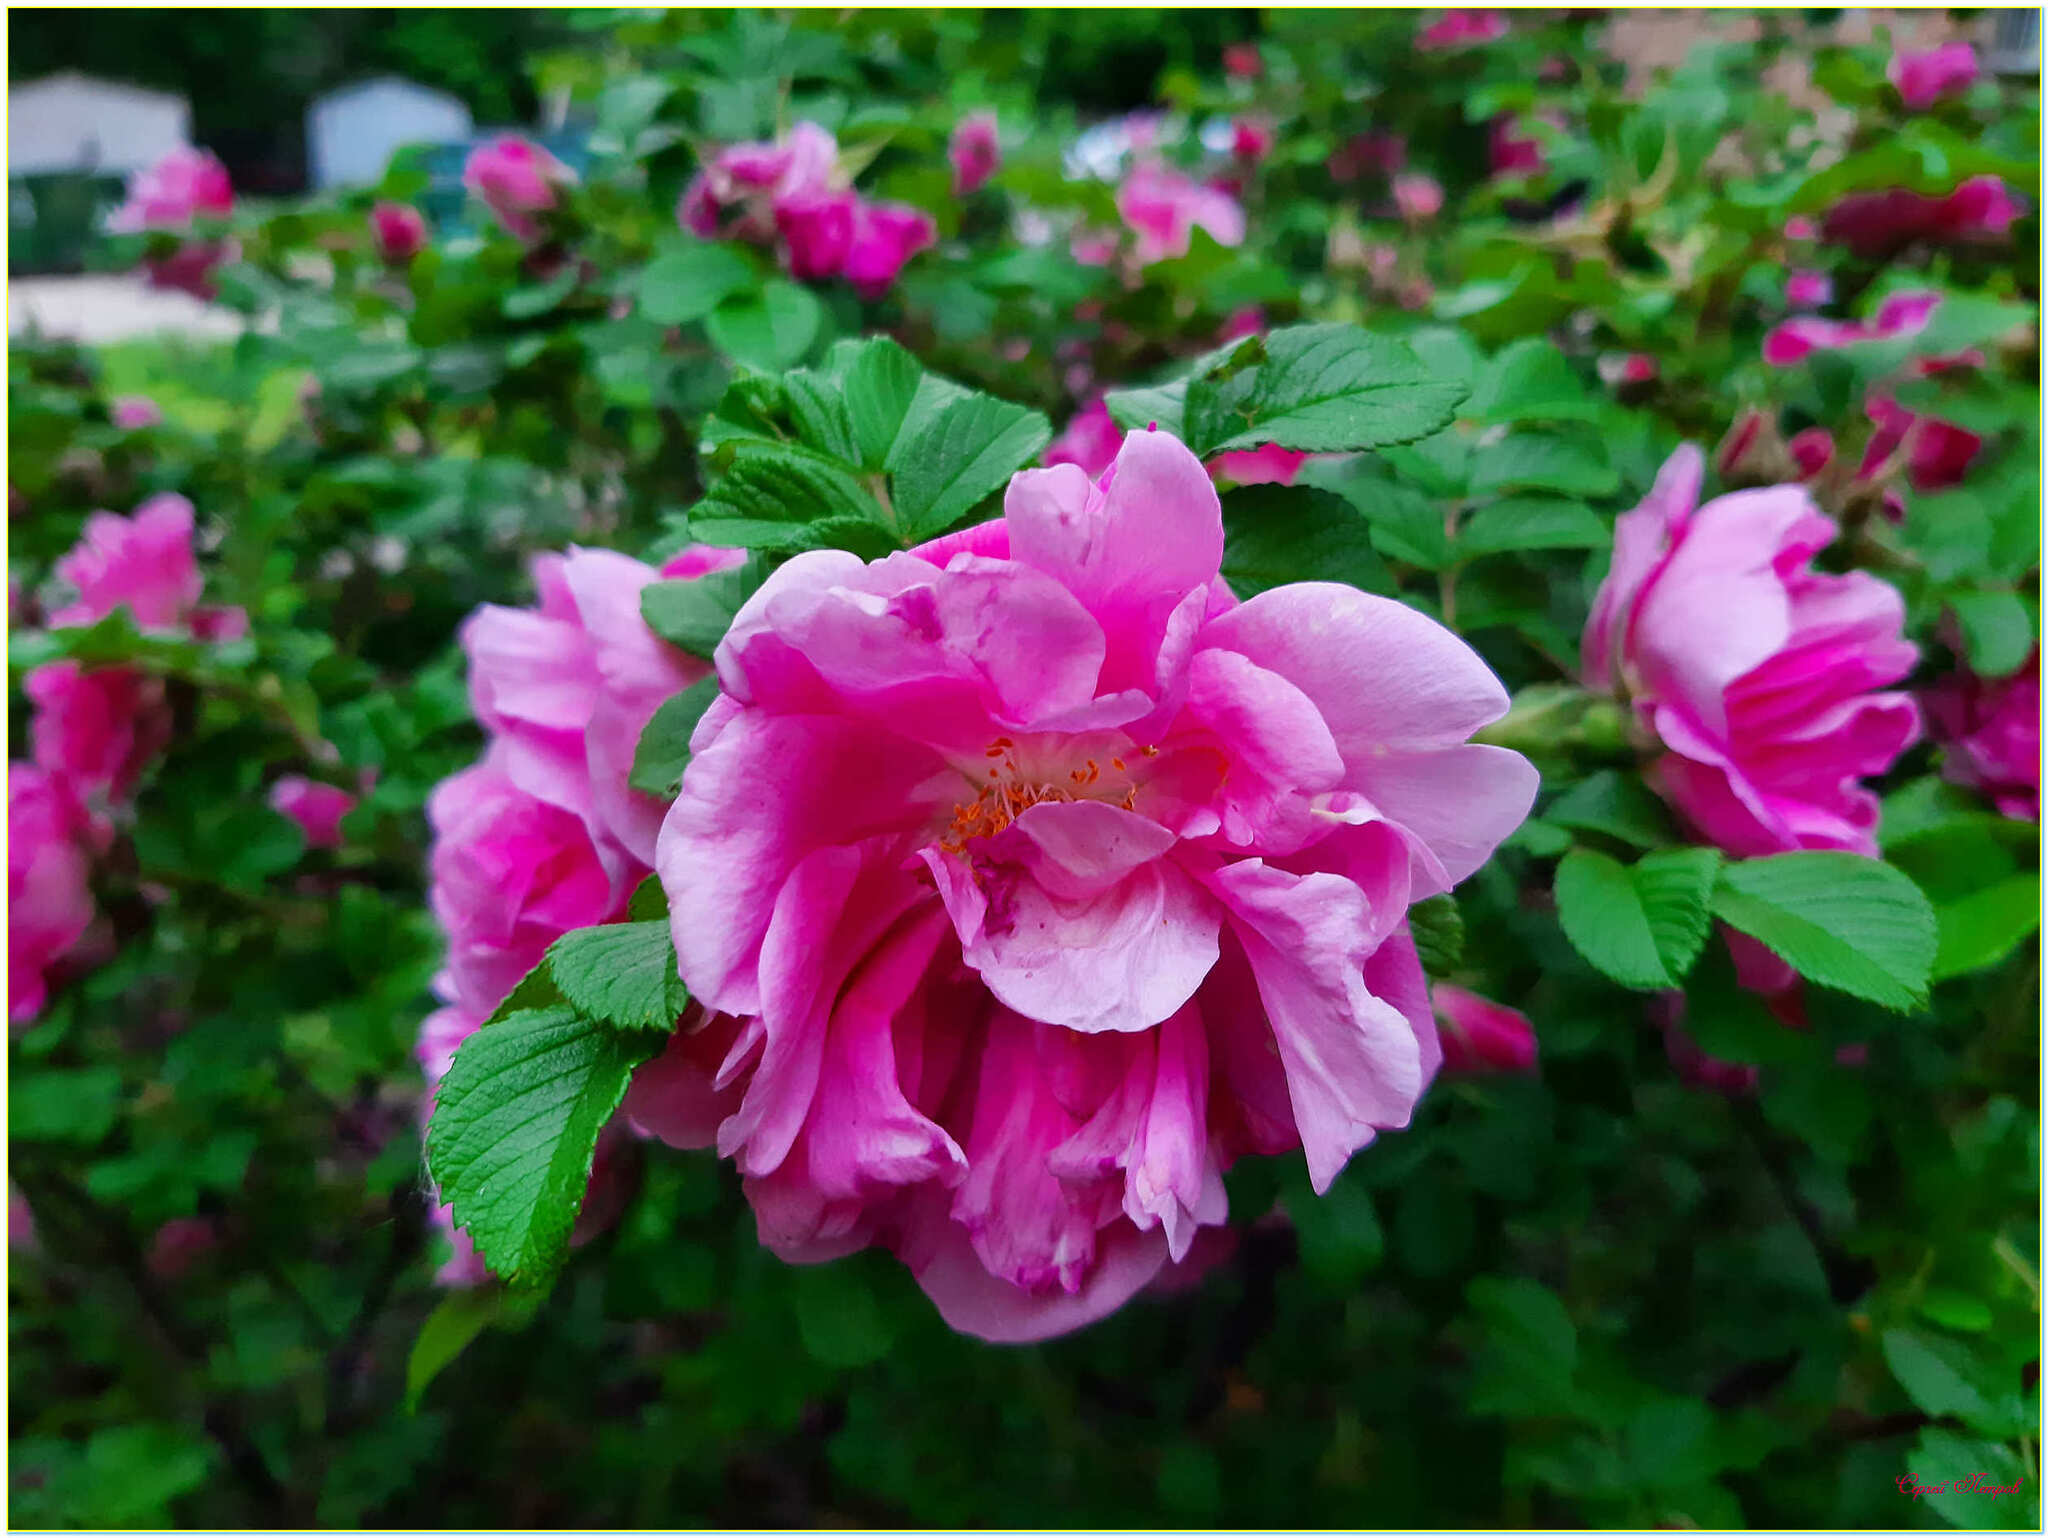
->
<box><xmin>9</xmin><ymin>72</ymin><xmax>191</xmax><ymax>177</ymax></box>
<box><xmin>306</xmin><ymin>76</ymin><xmax>473</xmax><ymax>190</ymax></box>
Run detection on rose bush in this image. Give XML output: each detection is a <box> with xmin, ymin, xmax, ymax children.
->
<box><xmin>9</xmin><ymin>9</ymin><xmax>2037</xmax><ymax>1528</ymax></box>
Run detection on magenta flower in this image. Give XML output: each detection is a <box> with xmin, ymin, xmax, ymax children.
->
<box><xmin>48</xmin><ymin>493</ymin><xmax>204</xmax><ymax>630</ymax></box>
<box><xmin>1209</xmin><ymin>443</ymin><xmax>1309</xmax><ymax>486</ymax></box>
<box><xmin>109</xmin><ymin>146</ymin><xmax>232</xmax><ymax>234</ymax></box>
<box><xmin>369</xmin><ymin>201</ymin><xmax>428</xmax><ymax>264</ymax></box>
<box><xmin>774</xmin><ymin>186</ymin><xmax>859</xmax><ymax>281</ymax></box>
<box><xmin>1926</xmin><ymin>649</ymin><xmax>2038</xmax><ymax>822</ymax></box>
<box><xmin>1821</xmin><ymin>175</ymin><xmax>2020</xmax><ymax>260</ymax></box>
<box><xmin>1417</xmin><ymin>9</ymin><xmax>1508</xmax><ymax>49</ymax></box>
<box><xmin>462</xmin><ymin>135</ymin><xmax>575</xmax><ymax>242</ymax></box>
<box><xmin>9</xmin><ymin>1188</ymin><xmax>36</xmax><ymax>1253</ymax></box>
<box><xmin>1432</xmin><ymin>985</ymin><xmax>1537</xmax><ymax>1075</ymax></box>
<box><xmin>1583</xmin><ymin>445</ymin><xmax>1920</xmax><ymax>860</ymax></box>
<box><xmin>1889</xmin><ymin>40</ymin><xmax>1979</xmax><ymax>110</ymax></box>
<box><xmin>950</xmin><ymin>112</ymin><xmax>1001</xmax><ymax>195</ymax></box>
<box><xmin>1788</xmin><ymin>427</ymin><xmax>1836</xmax><ymax>480</ymax></box>
<box><xmin>1070</xmin><ymin>228</ymin><xmax>1121</xmax><ymax>267</ymax></box>
<box><xmin>1858</xmin><ymin>394</ymin><xmax>1981</xmax><ymax>493</ymax></box>
<box><xmin>24</xmin><ymin>665</ymin><xmax>171</xmax><ymax>832</ymax></box>
<box><xmin>1224</xmin><ymin>43</ymin><xmax>1262</xmax><ymax>78</ymax></box>
<box><xmin>1231</xmin><ymin>117</ymin><xmax>1276</xmax><ymax>162</ymax></box>
<box><xmin>646</xmin><ymin>428</ymin><xmax>1536</xmax><ymax>1340</ymax></box>
<box><xmin>1784</xmin><ymin>215</ymin><xmax>1819</xmax><ymax>242</ymax></box>
<box><xmin>1761</xmin><ymin>289</ymin><xmax>1940</xmax><ymax>367</ymax></box>
<box><xmin>1116</xmin><ymin>164</ymin><xmax>1246</xmax><ymax>265</ymax></box>
<box><xmin>1393</xmin><ymin>174</ymin><xmax>1445</xmax><ymax>222</ymax></box>
<box><xmin>268</xmin><ymin>776</ymin><xmax>358</xmax><ymax>850</ymax></box>
<box><xmin>461</xmin><ymin>545</ymin><xmax>743</xmax><ymax>877</ymax></box>
<box><xmin>1044</xmin><ymin>398</ymin><xmax>1126</xmax><ymax>480</ymax></box>
<box><xmin>685</xmin><ymin>121</ymin><xmax>842</xmax><ymax>246</ymax></box>
<box><xmin>9</xmin><ymin>764</ymin><xmax>96</xmax><ymax>1023</ymax></box>
<box><xmin>1488</xmin><ymin>115</ymin><xmax>1545</xmax><ymax>178</ymax></box>
<box><xmin>146</xmin><ymin>1217</ymin><xmax>221</xmax><ymax>1281</ymax></box>
<box><xmin>1784</xmin><ymin>270</ymin><xmax>1833</xmax><ymax>309</ymax></box>
<box><xmin>111</xmin><ymin>396</ymin><xmax>162</xmax><ymax>431</ymax></box>
<box><xmin>843</xmin><ymin>200</ymin><xmax>938</xmax><ymax>298</ymax></box>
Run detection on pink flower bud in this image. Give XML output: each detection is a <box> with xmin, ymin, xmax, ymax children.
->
<box><xmin>268</xmin><ymin>776</ymin><xmax>358</xmax><ymax>850</ymax></box>
<box><xmin>369</xmin><ymin>201</ymin><xmax>428</xmax><ymax>264</ymax></box>
<box><xmin>1433</xmin><ymin>985</ymin><xmax>1537</xmax><ymax>1075</ymax></box>
<box><xmin>1888</xmin><ymin>40</ymin><xmax>1978</xmax><ymax>111</ymax></box>
<box><xmin>950</xmin><ymin>112</ymin><xmax>1001</xmax><ymax>196</ymax></box>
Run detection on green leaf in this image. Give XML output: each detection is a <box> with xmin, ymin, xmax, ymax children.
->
<box><xmin>11</xmin><ymin>1067</ymin><xmax>124</xmax><ymax>1143</ymax></box>
<box><xmin>501</xmin><ymin>265</ymin><xmax>580</xmax><ymax>320</ymax></box>
<box><xmin>546</xmin><ymin>921</ymin><xmax>690</xmax><ymax>1034</ymax></box>
<box><xmin>1948</xmin><ymin>589</ymin><xmax>2037</xmax><ymax>679</ymax></box>
<box><xmin>1184</xmin><ymin>324</ymin><xmax>1467</xmax><ymax>457</ymax></box>
<box><xmin>693</xmin><ymin>442</ymin><xmax>882</xmax><ymax>530</ymax></box>
<box><xmin>1554</xmin><ymin>846</ymin><xmax>1720</xmax><ymax>991</ymax></box>
<box><xmin>639</xmin><ymin>558</ymin><xmax>768</xmax><ymax>660</ymax></box>
<box><xmin>405</xmin><ymin>1286</ymin><xmax>542</xmax><ymax>1412</ymax></box>
<box><xmin>791</xmin><ymin>1257</ymin><xmax>897</xmax><ymax>1369</ymax></box>
<box><xmin>629</xmin><ymin>676</ymin><xmax>720</xmax><ymax>798</ymax></box>
<box><xmin>886</xmin><ymin>392</ymin><xmax>1052</xmax><ymax>540</ymax></box>
<box><xmin>1711</xmin><ymin>852</ymin><xmax>1936</xmax><ymax>1011</ymax></box>
<box><xmin>1457</xmin><ymin>497</ymin><xmax>1609</xmax><ymax>558</ymax></box>
<box><xmin>638</xmin><ymin>240</ymin><xmax>756</xmax><ymax>325</ymax></box>
<box><xmin>1465</xmin><ymin>1276</ymin><xmax>1579</xmax><ymax>1415</ymax></box>
<box><xmin>627</xmin><ymin>875</ymin><xmax>669</xmax><ymax>923</ymax></box>
<box><xmin>1285</xmin><ymin>1167</ymin><xmax>1384</xmax><ymax>1288</ymax></box>
<box><xmin>1933</xmin><ymin>873</ymin><xmax>2041</xmax><ymax>982</ymax></box>
<box><xmin>1409</xmin><ymin>893</ymin><xmax>1465</xmax><ymax>977</ymax></box>
<box><xmin>1220</xmin><ymin>484</ymin><xmax>1391</xmax><ymax>597</ymax></box>
<box><xmin>707</xmin><ymin>279</ymin><xmax>823</xmax><ymax>370</ymax></box>
<box><xmin>1544</xmin><ymin>770</ymin><xmax>1678</xmax><ymax>849</ymax></box>
<box><xmin>1882</xmin><ymin>1329</ymin><xmax>2034</xmax><ymax>1438</ymax></box>
<box><xmin>1906</xmin><ymin>1429</ymin><xmax>2038</xmax><ymax>1529</ymax></box>
<box><xmin>833</xmin><ymin>336</ymin><xmax>930</xmax><ymax>468</ymax></box>
<box><xmin>1469</xmin><ymin>433</ymin><xmax>1619</xmax><ymax>498</ymax></box>
<box><xmin>426</xmin><ymin>1006</ymin><xmax>663</xmax><ymax>1285</ymax></box>
<box><xmin>1464</xmin><ymin>339</ymin><xmax>1601</xmax><ymax>425</ymax></box>
<box><xmin>1300</xmin><ymin>460</ymin><xmax>1451</xmax><ymax>569</ymax></box>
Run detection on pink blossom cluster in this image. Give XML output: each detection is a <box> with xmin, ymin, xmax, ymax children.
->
<box><xmin>418</xmin><ymin>543</ymin><xmax>743</xmax><ymax>1282</ymax></box>
<box><xmin>679</xmin><ymin>121</ymin><xmax>936</xmax><ymax>297</ymax></box>
<box><xmin>1114</xmin><ymin>163</ymin><xmax>1248</xmax><ymax>266</ymax></box>
<box><xmin>109</xmin><ymin>147</ymin><xmax>236</xmax><ymax>300</ymax></box>
<box><xmin>625</xmin><ymin>429</ymin><xmax>1535</xmax><ymax>1339</ymax></box>
<box><xmin>9</xmin><ymin>496</ymin><xmax>248</xmax><ymax>1021</ymax></box>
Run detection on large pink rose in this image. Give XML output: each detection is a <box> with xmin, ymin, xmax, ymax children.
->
<box><xmin>1925</xmin><ymin>649</ymin><xmax>2038</xmax><ymax>822</ymax></box>
<box><xmin>109</xmin><ymin>147</ymin><xmax>232</xmax><ymax>233</ymax></box>
<box><xmin>462</xmin><ymin>135</ymin><xmax>576</xmax><ymax>242</ymax></box>
<box><xmin>460</xmin><ymin>545</ymin><xmax>743</xmax><ymax>876</ymax></box>
<box><xmin>1583</xmin><ymin>444</ymin><xmax>1920</xmax><ymax>860</ymax></box>
<box><xmin>9</xmin><ymin>764</ymin><xmax>96</xmax><ymax>1023</ymax></box>
<box><xmin>645</xmin><ymin>428</ymin><xmax>1536</xmax><ymax>1340</ymax></box>
<box><xmin>1116</xmin><ymin>164</ymin><xmax>1246</xmax><ymax>265</ymax></box>
<box><xmin>1889</xmin><ymin>40</ymin><xmax>1978</xmax><ymax>111</ymax></box>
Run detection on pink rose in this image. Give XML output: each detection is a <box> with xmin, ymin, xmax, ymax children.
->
<box><xmin>1208</xmin><ymin>443</ymin><xmax>1310</xmax><ymax>486</ymax></box>
<box><xmin>1821</xmin><ymin>175</ymin><xmax>2020</xmax><ymax>260</ymax></box>
<box><xmin>1417</xmin><ymin>9</ymin><xmax>1508</xmax><ymax>49</ymax></box>
<box><xmin>461</xmin><ymin>544</ymin><xmax>743</xmax><ymax>877</ymax></box>
<box><xmin>268</xmin><ymin>776</ymin><xmax>358</xmax><ymax>850</ymax></box>
<box><xmin>1044</xmin><ymin>399</ymin><xmax>1126</xmax><ymax>480</ymax></box>
<box><xmin>461</xmin><ymin>135</ymin><xmax>575</xmax><ymax>242</ymax></box>
<box><xmin>1217</xmin><ymin>306</ymin><xmax>1267</xmax><ymax>343</ymax></box>
<box><xmin>950</xmin><ymin>112</ymin><xmax>1001</xmax><ymax>196</ymax></box>
<box><xmin>843</xmin><ymin>200</ymin><xmax>937</xmax><ymax>298</ymax></box>
<box><xmin>1784</xmin><ymin>216</ymin><xmax>1819</xmax><ymax>242</ymax></box>
<box><xmin>9</xmin><ymin>1188</ymin><xmax>36</xmax><ymax>1253</ymax></box>
<box><xmin>1116</xmin><ymin>163</ymin><xmax>1246</xmax><ymax>265</ymax></box>
<box><xmin>1858</xmin><ymin>394</ymin><xmax>1981</xmax><ymax>493</ymax></box>
<box><xmin>1393</xmin><ymin>174</ymin><xmax>1445</xmax><ymax>222</ymax></box>
<box><xmin>1071</xmin><ymin>228</ymin><xmax>1121</xmax><ymax>267</ymax></box>
<box><xmin>1762</xmin><ymin>289</ymin><xmax>1940</xmax><ymax>367</ymax></box>
<box><xmin>1488</xmin><ymin>115</ymin><xmax>1545</xmax><ymax>178</ymax></box>
<box><xmin>1582</xmin><ymin>445</ymin><xmax>1920</xmax><ymax>860</ymax></box>
<box><xmin>1784</xmin><ymin>270</ymin><xmax>1833</xmax><ymax>309</ymax></box>
<box><xmin>24</xmin><ymin>664</ymin><xmax>171</xmax><ymax>830</ymax></box>
<box><xmin>1224</xmin><ymin>43</ymin><xmax>1263</xmax><ymax>78</ymax></box>
<box><xmin>48</xmin><ymin>493</ymin><xmax>204</xmax><ymax>630</ymax></box>
<box><xmin>111</xmin><ymin>396</ymin><xmax>162</xmax><ymax>431</ymax></box>
<box><xmin>109</xmin><ymin>147</ymin><xmax>232</xmax><ymax>234</ymax></box>
<box><xmin>9</xmin><ymin>764</ymin><xmax>95</xmax><ymax>1023</ymax></box>
<box><xmin>1432</xmin><ymin>985</ymin><xmax>1537</xmax><ymax>1074</ymax></box>
<box><xmin>644</xmin><ymin>428</ymin><xmax>1536</xmax><ymax>1340</ymax></box>
<box><xmin>369</xmin><ymin>201</ymin><xmax>428</xmax><ymax>264</ymax></box>
<box><xmin>677</xmin><ymin>174</ymin><xmax>723</xmax><ymax>237</ymax></box>
<box><xmin>686</xmin><ymin>122</ymin><xmax>843</xmax><ymax>245</ymax></box>
<box><xmin>1231</xmin><ymin>117</ymin><xmax>1276</xmax><ymax>162</ymax></box>
<box><xmin>774</xmin><ymin>186</ymin><xmax>859</xmax><ymax>281</ymax></box>
<box><xmin>1889</xmin><ymin>40</ymin><xmax>1979</xmax><ymax>110</ymax></box>
<box><xmin>1925</xmin><ymin>649</ymin><xmax>2038</xmax><ymax>821</ymax></box>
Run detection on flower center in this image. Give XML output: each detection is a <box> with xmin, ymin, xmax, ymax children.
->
<box><xmin>937</xmin><ymin>736</ymin><xmax>1147</xmax><ymax>854</ymax></box>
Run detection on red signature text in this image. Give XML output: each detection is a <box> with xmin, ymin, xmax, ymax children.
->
<box><xmin>1898</xmin><ymin>1472</ymin><xmax>2027</xmax><ymax>1502</ymax></box>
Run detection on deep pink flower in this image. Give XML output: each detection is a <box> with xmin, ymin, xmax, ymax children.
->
<box><xmin>686</xmin><ymin>122</ymin><xmax>842</xmax><ymax>245</ymax></box>
<box><xmin>1224</xmin><ymin>43</ymin><xmax>1263</xmax><ymax>78</ymax></box>
<box><xmin>146</xmin><ymin>1217</ymin><xmax>220</xmax><ymax>1280</ymax></box>
<box><xmin>140</xmin><ymin>239</ymin><xmax>233</xmax><ymax>301</ymax></box>
<box><xmin>1784</xmin><ymin>215</ymin><xmax>1819</xmax><ymax>242</ymax></box>
<box><xmin>1599</xmin><ymin>353</ymin><xmax>1658</xmax><ymax>390</ymax></box>
<box><xmin>950</xmin><ymin>112</ymin><xmax>1001</xmax><ymax>196</ymax></box>
<box><xmin>1208</xmin><ymin>444</ymin><xmax>1310</xmax><ymax>486</ymax></box>
<box><xmin>462</xmin><ymin>135</ymin><xmax>575</xmax><ymax>242</ymax></box>
<box><xmin>1821</xmin><ymin>175</ymin><xmax>2020</xmax><ymax>260</ymax></box>
<box><xmin>1116</xmin><ymin>164</ymin><xmax>1246</xmax><ymax>265</ymax></box>
<box><xmin>111</xmin><ymin>396</ymin><xmax>161</xmax><ymax>430</ymax></box>
<box><xmin>1784</xmin><ymin>270</ymin><xmax>1833</xmax><ymax>309</ymax></box>
<box><xmin>1656</xmin><ymin>998</ymin><xmax>1759</xmax><ymax>1097</ymax></box>
<box><xmin>1393</xmin><ymin>174</ymin><xmax>1444</xmax><ymax>222</ymax></box>
<box><xmin>1857</xmin><ymin>394</ymin><xmax>1981</xmax><ymax>492</ymax></box>
<box><xmin>1488</xmin><ymin>115</ymin><xmax>1545</xmax><ymax>178</ymax></box>
<box><xmin>1889</xmin><ymin>40</ymin><xmax>1979</xmax><ymax>110</ymax></box>
<box><xmin>645</xmin><ymin>428</ymin><xmax>1536</xmax><ymax>1340</ymax></box>
<box><xmin>370</xmin><ymin>201</ymin><xmax>428</xmax><ymax>264</ymax></box>
<box><xmin>1925</xmin><ymin>649</ymin><xmax>2038</xmax><ymax>821</ymax></box>
<box><xmin>1788</xmin><ymin>427</ymin><xmax>1836</xmax><ymax>479</ymax></box>
<box><xmin>1417</xmin><ymin>9</ymin><xmax>1508</xmax><ymax>49</ymax></box>
<box><xmin>24</xmin><ymin>664</ymin><xmax>171</xmax><ymax>828</ymax></box>
<box><xmin>1432</xmin><ymin>985</ymin><xmax>1537</xmax><ymax>1074</ymax></box>
<box><xmin>1231</xmin><ymin>117</ymin><xmax>1276</xmax><ymax>162</ymax></box>
<box><xmin>1762</xmin><ymin>289</ymin><xmax>1940</xmax><ymax>367</ymax></box>
<box><xmin>1328</xmin><ymin>132</ymin><xmax>1406</xmax><ymax>183</ymax></box>
<box><xmin>1044</xmin><ymin>399</ymin><xmax>1126</xmax><ymax>480</ymax></box>
<box><xmin>48</xmin><ymin>493</ymin><xmax>204</xmax><ymax>630</ymax></box>
<box><xmin>1217</xmin><ymin>306</ymin><xmax>1267</xmax><ymax>343</ymax></box>
<box><xmin>268</xmin><ymin>776</ymin><xmax>357</xmax><ymax>850</ymax></box>
<box><xmin>9</xmin><ymin>764</ymin><xmax>95</xmax><ymax>1023</ymax></box>
<box><xmin>1583</xmin><ymin>445</ymin><xmax>1920</xmax><ymax>859</ymax></box>
<box><xmin>844</xmin><ymin>200</ymin><xmax>938</xmax><ymax>298</ymax></box>
<box><xmin>109</xmin><ymin>147</ymin><xmax>232</xmax><ymax>233</ymax></box>
<box><xmin>774</xmin><ymin>187</ymin><xmax>859</xmax><ymax>281</ymax></box>
<box><xmin>677</xmin><ymin>174</ymin><xmax>723</xmax><ymax>237</ymax></box>
<box><xmin>461</xmin><ymin>545</ymin><xmax>744</xmax><ymax>878</ymax></box>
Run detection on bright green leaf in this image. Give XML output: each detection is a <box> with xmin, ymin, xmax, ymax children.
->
<box><xmin>1712</xmin><ymin>853</ymin><xmax>1936</xmax><ymax>1011</ymax></box>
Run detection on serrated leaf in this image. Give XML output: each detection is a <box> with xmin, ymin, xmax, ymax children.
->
<box><xmin>887</xmin><ymin>392</ymin><xmax>1052</xmax><ymax>540</ymax></box>
<box><xmin>1186</xmin><ymin>324</ymin><xmax>1467</xmax><ymax>457</ymax></box>
<box><xmin>1554</xmin><ymin>846</ymin><xmax>1719</xmax><ymax>991</ymax></box>
<box><xmin>629</xmin><ymin>676</ymin><xmax>720</xmax><ymax>797</ymax></box>
<box><xmin>1220</xmin><ymin>484</ymin><xmax>1391</xmax><ymax>597</ymax></box>
<box><xmin>1544</xmin><ymin>770</ymin><xmax>1678</xmax><ymax>849</ymax></box>
<box><xmin>1465</xmin><ymin>339</ymin><xmax>1601</xmax><ymax>425</ymax></box>
<box><xmin>426</xmin><ymin>1006</ymin><xmax>661</xmax><ymax>1285</ymax></box>
<box><xmin>638</xmin><ymin>240</ymin><xmax>756</xmax><ymax>325</ymax></box>
<box><xmin>1932</xmin><ymin>873</ymin><xmax>2041</xmax><ymax>982</ymax></box>
<box><xmin>1630</xmin><ymin>848</ymin><xmax>1722</xmax><ymax>984</ymax></box>
<box><xmin>835</xmin><ymin>336</ymin><xmax>928</xmax><ymax>468</ymax></box>
<box><xmin>547</xmin><ymin>921</ymin><xmax>690</xmax><ymax>1033</ymax></box>
<box><xmin>1469</xmin><ymin>433</ymin><xmax>1619</xmax><ymax>498</ymax></box>
<box><xmin>707</xmin><ymin>279</ymin><xmax>822</xmax><ymax>370</ymax></box>
<box><xmin>1711</xmin><ymin>852</ymin><xmax>1936</xmax><ymax>1011</ymax></box>
<box><xmin>1300</xmin><ymin>459</ymin><xmax>1451</xmax><ymax>569</ymax></box>
<box><xmin>1457</xmin><ymin>497</ymin><xmax>1608</xmax><ymax>558</ymax></box>
<box><xmin>693</xmin><ymin>442</ymin><xmax>882</xmax><ymax>530</ymax></box>
<box><xmin>639</xmin><ymin>558</ymin><xmax>768</xmax><ymax>660</ymax></box>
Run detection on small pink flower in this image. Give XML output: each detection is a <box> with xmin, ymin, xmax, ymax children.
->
<box><xmin>1784</xmin><ymin>215</ymin><xmax>1819</xmax><ymax>242</ymax></box>
<box><xmin>111</xmin><ymin>396</ymin><xmax>162</xmax><ymax>430</ymax></box>
<box><xmin>1889</xmin><ymin>40</ymin><xmax>1979</xmax><ymax>110</ymax></box>
<box><xmin>1788</xmin><ymin>427</ymin><xmax>1836</xmax><ymax>479</ymax></box>
<box><xmin>1433</xmin><ymin>985</ymin><xmax>1537</xmax><ymax>1074</ymax></box>
<box><xmin>1582</xmin><ymin>444</ymin><xmax>1920</xmax><ymax>860</ymax></box>
<box><xmin>774</xmin><ymin>186</ymin><xmax>859</xmax><ymax>281</ymax></box>
<box><xmin>1417</xmin><ymin>9</ymin><xmax>1508</xmax><ymax>49</ymax></box>
<box><xmin>1925</xmin><ymin>649</ymin><xmax>2038</xmax><ymax>821</ymax></box>
<box><xmin>1599</xmin><ymin>353</ymin><xmax>1658</xmax><ymax>389</ymax></box>
<box><xmin>687</xmin><ymin>122</ymin><xmax>843</xmax><ymax>245</ymax></box>
<box><xmin>9</xmin><ymin>1188</ymin><xmax>36</xmax><ymax>1253</ymax></box>
<box><xmin>1231</xmin><ymin>117</ymin><xmax>1276</xmax><ymax>162</ymax></box>
<box><xmin>1784</xmin><ymin>269</ymin><xmax>1833</xmax><ymax>309</ymax></box>
<box><xmin>1224</xmin><ymin>43</ymin><xmax>1263</xmax><ymax>78</ymax></box>
<box><xmin>1328</xmin><ymin>132</ymin><xmax>1406</xmax><ymax>183</ymax></box>
<box><xmin>1858</xmin><ymin>394</ymin><xmax>1982</xmax><ymax>493</ymax></box>
<box><xmin>843</xmin><ymin>200</ymin><xmax>937</xmax><ymax>298</ymax></box>
<box><xmin>49</xmin><ymin>493</ymin><xmax>204</xmax><ymax>631</ymax></box>
<box><xmin>1071</xmin><ymin>228</ymin><xmax>1121</xmax><ymax>267</ymax></box>
<box><xmin>1488</xmin><ymin>114</ymin><xmax>1545</xmax><ymax>178</ymax></box>
<box><xmin>9</xmin><ymin>763</ymin><xmax>95</xmax><ymax>1023</ymax></box>
<box><xmin>1116</xmin><ymin>163</ymin><xmax>1246</xmax><ymax>265</ymax></box>
<box><xmin>1821</xmin><ymin>175</ymin><xmax>2020</xmax><ymax>260</ymax></box>
<box><xmin>677</xmin><ymin>174</ymin><xmax>723</xmax><ymax>237</ymax></box>
<box><xmin>1208</xmin><ymin>443</ymin><xmax>1310</xmax><ymax>486</ymax></box>
<box><xmin>147</xmin><ymin>1217</ymin><xmax>220</xmax><ymax>1280</ymax></box>
<box><xmin>1393</xmin><ymin>174</ymin><xmax>1444</xmax><ymax>222</ymax></box>
<box><xmin>1043</xmin><ymin>399</ymin><xmax>1126</xmax><ymax>480</ymax></box>
<box><xmin>369</xmin><ymin>201</ymin><xmax>428</xmax><ymax>264</ymax></box>
<box><xmin>1762</xmin><ymin>289</ymin><xmax>1940</xmax><ymax>367</ymax></box>
<box><xmin>950</xmin><ymin>112</ymin><xmax>1001</xmax><ymax>196</ymax></box>
<box><xmin>1217</xmin><ymin>306</ymin><xmax>1266</xmax><ymax>343</ymax></box>
<box><xmin>645</xmin><ymin>428</ymin><xmax>1536</xmax><ymax>1340</ymax></box>
<box><xmin>462</xmin><ymin>135</ymin><xmax>576</xmax><ymax>242</ymax></box>
<box><xmin>268</xmin><ymin>776</ymin><xmax>357</xmax><ymax>849</ymax></box>
<box><xmin>109</xmin><ymin>147</ymin><xmax>232</xmax><ymax>234</ymax></box>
